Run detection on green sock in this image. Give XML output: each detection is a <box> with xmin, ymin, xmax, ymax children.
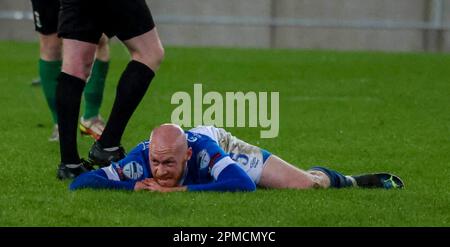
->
<box><xmin>83</xmin><ymin>59</ymin><xmax>109</xmax><ymax>119</ymax></box>
<box><xmin>39</xmin><ymin>59</ymin><xmax>61</xmax><ymax>124</ymax></box>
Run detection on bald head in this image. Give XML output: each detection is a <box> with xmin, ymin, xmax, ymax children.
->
<box><xmin>149</xmin><ymin>124</ymin><xmax>191</xmax><ymax>187</ymax></box>
<box><xmin>150</xmin><ymin>123</ymin><xmax>187</xmax><ymax>152</ymax></box>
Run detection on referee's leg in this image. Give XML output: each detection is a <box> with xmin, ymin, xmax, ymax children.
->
<box><xmin>57</xmin><ymin>39</ymin><xmax>96</xmax><ymax>166</ymax></box>
<box><xmin>124</xmin><ymin>28</ymin><xmax>165</xmax><ymax>71</ymax></box>
<box><xmin>96</xmin><ymin>28</ymin><xmax>164</xmax><ymax>149</ymax></box>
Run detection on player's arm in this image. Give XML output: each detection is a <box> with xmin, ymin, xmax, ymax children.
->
<box><xmin>69</xmin><ymin>168</ymin><xmax>138</xmax><ymax>191</ymax></box>
<box><xmin>187</xmin><ymin>139</ymin><xmax>257</xmax><ymax>192</ymax></box>
<box><xmin>186</xmin><ymin>137</ymin><xmax>258</xmax><ymax>192</ymax></box>
<box><xmin>70</xmin><ymin>142</ymin><xmax>149</xmax><ymax>191</ymax></box>
<box><xmin>147</xmin><ymin>140</ymin><xmax>256</xmax><ymax>193</ymax></box>
<box><xmin>144</xmin><ymin>163</ymin><xmax>255</xmax><ymax>192</ymax></box>
<box><xmin>187</xmin><ymin>160</ymin><xmax>256</xmax><ymax>192</ymax></box>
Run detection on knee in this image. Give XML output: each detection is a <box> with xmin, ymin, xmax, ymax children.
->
<box><xmin>307</xmin><ymin>171</ymin><xmax>331</xmax><ymax>188</ymax></box>
<box><xmin>40</xmin><ymin>38</ymin><xmax>62</xmax><ymax>60</ymax></box>
<box><xmin>63</xmin><ymin>60</ymin><xmax>93</xmax><ymax>81</ymax></box>
<box><xmin>131</xmin><ymin>44</ymin><xmax>165</xmax><ymax>71</ymax></box>
<box><xmin>61</xmin><ymin>40</ymin><xmax>97</xmax><ymax>80</ymax></box>
<box><xmin>153</xmin><ymin>45</ymin><xmax>165</xmax><ymax>67</ymax></box>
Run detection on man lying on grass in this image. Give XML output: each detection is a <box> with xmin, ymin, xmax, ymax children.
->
<box><xmin>70</xmin><ymin>124</ymin><xmax>404</xmax><ymax>192</ymax></box>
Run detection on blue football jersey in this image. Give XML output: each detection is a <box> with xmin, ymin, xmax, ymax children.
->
<box><xmin>100</xmin><ymin>130</ymin><xmax>234</xmax><ymax>186</ymax></box>
<box><xmin>71</xmin><ymin>126</ymin><xmax>269</xmax><ymax>192</ymax></box>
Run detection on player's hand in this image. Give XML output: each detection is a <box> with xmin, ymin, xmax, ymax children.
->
<box><xmin>134</xmin><ymin>180</ymin><xmax>152</xmax><ymax>191</ymax></box>
<box><xmin>142</xmin><ymin>178</ymin><xmax>187</xmax><ymax>193</ymax></box>
<box><xmin>134</xmin><ymin>178</ymin><xmax>158</xmax><ymax>191</ymax></box>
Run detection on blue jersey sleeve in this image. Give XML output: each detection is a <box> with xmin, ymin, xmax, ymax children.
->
<box><xmin>70</xmin><ymin>169</ymin><xmax>137</xmax><ymax>191</ymax></box>
<box><xmin>102</xmin><ymin>142</ymin><xmax>150</xmax><ymax>181</ymax></box>
<box><xmin>187</xmin><ymin>164</ymin><xmax>256</xmax><ymax>192</ymax></box>
<box><xmin>70</xmin><ymin>141</ymin><xmax>150</xmax><ymax>191</ymax></box>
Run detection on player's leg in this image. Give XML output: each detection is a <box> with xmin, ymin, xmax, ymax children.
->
<box><xmin>210</xmin><ymin>128</ymin><xmax>330</xmax><ymax>189</ymax></box>
<box><xmin>259</xmin><ymin>155</ymin><xmax>361</xmax><ymax>189</ymax></box>
<box><xmin>99</xmin><ymin>29</ymin><xmax>164</xmax><ymax>146</ymax></box>
<box><xmin>38</xmin><ymin>34</ymin><xmax>62</xmax><ymax>141</ymax></box>
<box><xmin>80</xmin><ymin>34</ymin><xmax>110</xmax><ymax>140</ymax></box>
<box><xmin>31</xmin><ymin>0</ymin><xmax>62</xmax><ymax>141</ymax></box>
<box><xmin>56</xmin><ymin>0</ymin><xmax>103</xmax><ymax>179</ymax></box>
<box><xmin>39</xmin><ymin>34</ymin><xmax>62</xmax><ymax>61</ymax></box>
<box><xmin>55</xmin><ymin>39</ymin><xmax>97</xmax><ymax>179</ymax></box>
<box><xmin>216</xmin><ymin>126</ymin><xmax>404</xmax><ymax>189</ymax></box>
<box><xmin>216</xmin><ymin>127</ymin><xmax>355</xmax><ymax>189</ymax></box>
<box><xmin>123</xmin><ymin>28</ymin><xmax>165</xmax><ymax>71</ymax></box>
<box><xmin>259</xmin><ymin>156</ymin><xmax>404</xmax><ymax>189</ymax></box>
<box><xmin>89</xmin><ymin>1</ymin><xmax>163</xmax><ymax>166</ymax></box>
<box><xmin>258</xmin><ymin>155</ymin><xmax>332</xmax><ymax>189</ymax></box>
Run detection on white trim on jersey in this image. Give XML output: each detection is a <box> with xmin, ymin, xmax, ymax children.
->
<box><xmin>189</xmin><ymin>125</ymin><xmax>220</xmax><ymax>143</ymax></box>
<box><xmin>211</xmin><ymin>156</ymin><xmax>235</xmax><ymax>180</ymax></box>
<box><xmin>102</xmin><ymin>165</ymin><xmax>120</xmax><ymax>181</ymax></box>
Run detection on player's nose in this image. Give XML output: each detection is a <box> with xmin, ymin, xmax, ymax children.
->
<box><xmin>156</xmin><ymin>168</ymin><xmax>168</xmax><ymax>177</ymax></box>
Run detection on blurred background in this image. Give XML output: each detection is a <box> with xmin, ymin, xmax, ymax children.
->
<box><xmin>1</xmin><ymin>0</ymin><xmax>450</xmax><ymax>52</ymax></box>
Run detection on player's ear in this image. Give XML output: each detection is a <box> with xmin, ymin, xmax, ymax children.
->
<box><xmin>186</xmin><ymin>147</ymin><xmax>193</xmax><ymax>160</ymax></box>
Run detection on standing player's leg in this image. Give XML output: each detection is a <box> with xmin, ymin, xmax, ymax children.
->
<box><xmin>31</xmin><ymin>0</ymin><xmax>62</xmax><ymax>141</ymax></box>
<box><xmin>56</xmin><ymin>39</ymin><xmax>97</xmax><ymax>179</ymax></box>
<box><xmin>80</xmin><ymin>34</ymin><xmax>110</xmax><ymax>140</ymax></box>
<box><xmin>38</xmin><ymin>34</ymin><xmax>62</xmax><ymax>141</ymax></box>
<box><xmin>88</xmin><ymin>1</ymin><xmax>164</xmax><ymax>166</ymax></box>
<box><xmin>123</xmin><ymin>28</ymin><xmax>165</xmax><ymax>71</ymax></box>
<box><xmin>56</xmin><ymin>0</ymin><xmax>107</xmax><ymax>179</ymax></box>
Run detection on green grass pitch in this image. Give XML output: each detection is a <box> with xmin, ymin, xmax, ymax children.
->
<box><xmin>0</xmin><ymin>41</ymin><xmax>449</xmax><ymax>226</ymax></box>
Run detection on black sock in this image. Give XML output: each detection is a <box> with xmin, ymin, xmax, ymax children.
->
<box><xmin>56</xmin><ymin>72</ymin><xmax>85</xmax><ymax>164</ymax></box>
<box><xmin>99</xmin><ymin>60</ymin><xmax>155</xmax><ymax>148</ymax></box>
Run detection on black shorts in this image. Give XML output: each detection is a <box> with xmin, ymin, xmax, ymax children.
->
<box><xmin>31</xmin><ymin>0</ymin><xmax>60</xmax><ymax>35</ymax></box>
<box><xmin>58</xmin><ymin>0</ymin><xmax>155</xmax><ymax>44</ymax></box>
